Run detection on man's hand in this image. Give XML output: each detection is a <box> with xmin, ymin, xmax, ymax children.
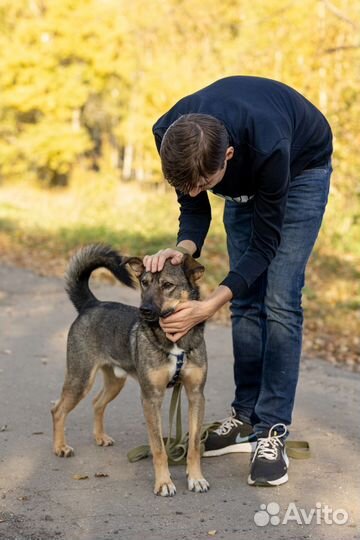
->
<box><xmin>143</xmin><ymin>248</ymin><xmax>185</xmax><ymax>273</ymax></box>
<box><xmin>160</xmin><ymin>285</ymin><xmax>233</xmax><ymax>342</ymax></box>
<box><xmin>143</xmin><ymin>241</ymin><xmax>196</xmax><ymax>273</ymax></box>
<box><xmin>160</xmin><ymin>300</ymin><xmax>213</xmax><ymax>342</ymax></box>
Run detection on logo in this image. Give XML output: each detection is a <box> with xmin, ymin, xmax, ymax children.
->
<box><xmin>235</xmin><ymin>432</ymin><xmax>257</xmax><ymax>444</ymax></box>
<box><xmin>254</xmin><ymin>502</ymin><xmax>349</xmax><ymax>526</ymax></box>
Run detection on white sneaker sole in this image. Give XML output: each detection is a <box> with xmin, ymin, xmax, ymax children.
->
<box><xmin>247</xmin><ymin>453</ymin><xmax>290</xmax><ymax>486</ymax></box>
<box><xmin>247</xmin><ymin>472</ymin><xmax>289</xmax><ymax>486</ymax></box>
<box><xmin>203</xmin><ymin>440</ymin><xmax>257</xmax><ymax>457</ymax></box>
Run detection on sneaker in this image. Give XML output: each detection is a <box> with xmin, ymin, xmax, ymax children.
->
<box><xmin>203</xmin><ymin>408</ymin><xmax>257</xmax><ymax>457</ymax></box>
<box><xmin>248</xmin><ymin>423</ymin><xmax>289</xmax><ymax>486</ymax></box>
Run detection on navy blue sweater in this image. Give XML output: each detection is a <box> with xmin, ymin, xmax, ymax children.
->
<box><xmin>153</xmin><ymin>76</ymin><xmax>332</xmax><ymax>298</ymax></box>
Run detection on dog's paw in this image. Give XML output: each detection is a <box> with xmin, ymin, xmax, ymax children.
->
<box><xmin>187</xmin><ymin>477</ymin><xmax>210</xmax><ymax>493</ymax></box>
<box><xmin>54</xmin><ymin>444</ymin><xmax>74</xmax><ymax>457</ymax></box>
<box><xmin>154</xmin><ymin>481</ymin><xmax>177</xmax><ymax>497</ymax></box>
<box><xmin>95</xmin><ymin>434</ymin><xmax>114</xmax><ymax>447</ymax></box>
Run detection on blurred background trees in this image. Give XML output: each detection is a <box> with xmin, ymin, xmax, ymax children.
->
<box><xmin>2</xmin><ymin>0</ymin><xmax>359</xmax><ymax>250</ymax></box>
<box><xmin>0</xmin><ymin>0</ymin><xmax>358</xmax><ymax>185</ymax></box>
<box><xmin>0</xmin><ymin>0</ymin><xmax>359</xmax><ymax>364</ymax></box>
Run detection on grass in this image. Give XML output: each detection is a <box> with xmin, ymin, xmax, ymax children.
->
<box><xmin>0</xmin><ymin>172</ymin><xmax>359</xmax><ymax>367</ymax></box>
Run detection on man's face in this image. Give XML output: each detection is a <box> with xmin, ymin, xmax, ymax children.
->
<box><xmin>188</xmin><ymin>146</ymin><xmax>234</xmax><ymax>198</ymax></box>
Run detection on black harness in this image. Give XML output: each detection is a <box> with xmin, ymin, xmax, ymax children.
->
<box><xmin>167</xmin><ymin>350</ymin><xmax>185</xmax><ymax>388</ymax></box>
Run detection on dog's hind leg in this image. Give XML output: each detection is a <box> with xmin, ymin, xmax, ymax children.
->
<box><xmin>51</xmin><ymin>364</ymin><xmax>99</xmax><ymax>457</ymax></box>
<box><xmin>92</xmin><ymin>365</ymin><xmax>126</xmax><ymax>446</ymax></box>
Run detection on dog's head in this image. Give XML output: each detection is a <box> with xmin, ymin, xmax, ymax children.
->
<box><xmin>123</xmin><ymin>255</ymin><xmax>204</xmax><ymax>322</ymax></box>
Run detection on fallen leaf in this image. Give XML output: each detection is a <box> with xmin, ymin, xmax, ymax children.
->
<box><xmin>32</xmin><ymin>432</ymin><xmax>44</xmax><ymax>435</ymax></box>
<box><xmin>17</xmin><ymin>496</ymin><xmax>29</xmax><ymax>501</ymax></box>
<box><xmin>73</xmin><ymin>474</ymin><xmax>89</xmax><ymax>480</ymax></box>
<box><xmin>94</xmin><ymin>472</ymin><xmax>109</xmax><ymax>478</ymax></box>
<box><xmin>0</xmin><ymin>425</ymin><xmax>8</xmax><ymax>432</ymax></box>
<box><xmin>208</xmin><ymin>531</ymin><xmax>217</xmax><ymax>536</ymax></box>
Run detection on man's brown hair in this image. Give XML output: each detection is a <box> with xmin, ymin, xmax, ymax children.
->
<box><xmin>159</xmin><ymin>114</ymin><xmax>229</xmax><ymax>193</ymax></box>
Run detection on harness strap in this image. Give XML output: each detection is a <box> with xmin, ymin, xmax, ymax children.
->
<box><xmin>167</xmin><ymin>351</ymin><xmax>185</xmax><ymax>388</ymax></box>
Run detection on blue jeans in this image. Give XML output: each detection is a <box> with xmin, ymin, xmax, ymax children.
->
<box><xmin>223</xmin><ymin>161</ymin><xmax>332</xmax><ymax>433</ymax></box>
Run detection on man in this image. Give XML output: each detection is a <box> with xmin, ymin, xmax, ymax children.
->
<box><xmin>144</xmin><ymin>76</ymin><xmax>332</xmax><ymax>487</ymax></box>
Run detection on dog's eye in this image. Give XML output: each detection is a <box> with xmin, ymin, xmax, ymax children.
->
<box><xmin>141</xmin><ymin>278</ymin><xmax>150</xmax><ymax>287</ymax></box>
<box><xmin>161</xmin><ymin>281</ymin><xmax>175</xmax><ymax>290</ymax></box>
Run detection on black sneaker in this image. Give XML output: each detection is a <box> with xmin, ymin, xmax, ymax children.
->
<box><xmin>248</xmin><ymin>423</ymin><xmax>289</xmax><ymax>486</ymax></box>
<box><xmin>203</xmin><ymin>408</ymin><xmax>257</xmax><ymax>457</ymax></box>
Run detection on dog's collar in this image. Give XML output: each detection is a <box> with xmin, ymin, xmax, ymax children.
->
<box><xmin>167</xmin><ymin>351</ymin><xmax>185</xmax><ymax>388</ymax></box>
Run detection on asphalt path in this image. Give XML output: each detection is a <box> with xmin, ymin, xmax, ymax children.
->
<box><xmin>0</xmin><ymin>264</ymin><xmax>359</xmax><ymax>540</ymax></box>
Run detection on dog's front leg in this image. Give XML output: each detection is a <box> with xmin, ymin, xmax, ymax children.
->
<box><xmin>141</xmin><ymin>389</ymin><xmax>176</xmax><ymax>497</ymax></box>
<box><xmin>182</xmin><ymin>364</ymin><xmax>210</xmax><ymax>493</ymax></box>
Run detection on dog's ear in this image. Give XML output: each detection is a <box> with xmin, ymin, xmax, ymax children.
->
<box><xmin>122</xmin><ymin>257</ymin><xmax>145</xmax><ymax>278</ymax></box>
<box><xmin>181</xmin><ymin>254</ymin><xmax>205</xmax><ymax>281</ymax></box>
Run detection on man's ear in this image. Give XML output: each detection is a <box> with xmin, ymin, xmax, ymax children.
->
<box><xmin>122</xmin><ymin>257</ymin><xmax>145</xmax><ymax>278</ymax></box>
<box><xmin>226</xmin><ymin>146</ymin><xmax>234</xmax><ymax>161</ymax></box>
<box><xmin>181</xmin><ymin>254</ymin><xmax>205</xmax><ymax>281</ymax></box>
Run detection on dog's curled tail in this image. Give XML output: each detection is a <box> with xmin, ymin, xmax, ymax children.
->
<box><xmin>65</xmin><ymin>244</ymin><xmax>136</xmax><ymax>313</ymax></box>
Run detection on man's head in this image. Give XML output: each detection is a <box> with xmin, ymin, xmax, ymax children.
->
<box><xmin>160</xmin><ymin>114</ymin><xmax>234</xmax><ymax>196</ymax></box>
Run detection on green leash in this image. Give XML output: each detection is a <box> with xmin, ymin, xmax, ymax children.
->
<box><xmin>127</xmin><ymin>384</ymin><xmax>310</xmax><ymax>464</ymax></box>
<box><xmin>286</xmin><ymin>440</ymin><xmax>311</xmax><ymax>459</ymax></box>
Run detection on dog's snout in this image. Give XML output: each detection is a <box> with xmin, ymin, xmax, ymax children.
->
<box><xmin>140</xmin><ymin>304</ymin><xmax>158</xmax><ymax>320</ymax></box>
<box><xmin>140</xmin><ymin>306</ymin><xmax>153</xmax><ymax>316</ymax></box>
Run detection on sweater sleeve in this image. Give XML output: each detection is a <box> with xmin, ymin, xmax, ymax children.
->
<box><xmin>153</xmin><ymin>126</ymin><xmax>211</xmax><ymax>257</ymax></box>
<box><xmin>176</xmin><ymin>191</ymin><xmax>212</xmax><ymax>258</ymax></box>
<box><xmin>220</xmin><ymin>141</ymin><xmax>291</xmax><ymax>297</ymax></box>
<box><xmin>154</xmin><ymin>131</ymin><xmax>163</xmax><ymax>154</ymax></box>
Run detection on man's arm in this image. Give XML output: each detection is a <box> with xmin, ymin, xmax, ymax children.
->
<box><xmin>203</xmin><ymin>284</ymin><xmax>233</xmax><ymax>314</ymax></box>
<box><xmin>176</xmin><ymin>240</ymin><xmax>197</xmax><ymax>255</ymax></box>
<box><xmin>153</xmin><ymin>127</ymin><xmax>212</xmax><ymax>259</ymax></box>
<box><xmin>220</xmin><ymin>142</ymin><xmax>291</xmax><ymax>298</ymax></box>
<box><xmin>176</xmin><ymin>190</ymin><xmax>212</xmax><ymax>258</ymax></box>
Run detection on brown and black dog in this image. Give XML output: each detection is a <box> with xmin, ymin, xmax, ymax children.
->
<box><xmin>51</xmin><ymin>244</ymin><xmax>209</xmax><ymax>496</ymax></box>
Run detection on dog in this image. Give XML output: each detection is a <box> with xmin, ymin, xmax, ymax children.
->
<box><xmin>51</xmin><ymin>244</ymin><xmax>209</xmax><ymax>496</ymax></box>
